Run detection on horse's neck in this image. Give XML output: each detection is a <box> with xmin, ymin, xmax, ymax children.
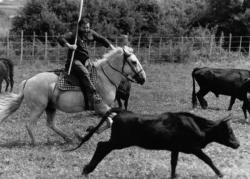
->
<box><xmin>94</xmin><ymin>60</ymin><xmax>123</xmax><ymax>105</ymax></box>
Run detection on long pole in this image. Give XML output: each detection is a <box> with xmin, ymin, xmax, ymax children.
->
<box><xmin>68</xmin><ymin>0</ymin><xmax>84</xmax><ymax>75</ymax></box>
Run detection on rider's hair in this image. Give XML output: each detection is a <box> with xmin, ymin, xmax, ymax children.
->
<box><xmin>79</xmin><ymin>18</ymin><xmax>90</xmax><ymax>26</ymax></box>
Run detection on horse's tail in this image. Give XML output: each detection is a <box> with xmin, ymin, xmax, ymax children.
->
<box><xmin>192</xmin><ymin>68</ymin><xmax>199</xmax><ymax>108</ymax></box>
<box><xmin>0</xmin><ymin>80</ymin><xmax>27</xmax><ymax>124</ymax></box>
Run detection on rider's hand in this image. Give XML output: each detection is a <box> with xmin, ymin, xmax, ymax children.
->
<box><xmin>110</xmin><ymin>44</ymin><xmax>115</xmax><ymax>50</ymax></box>
<box><xmin>66</xmin><ymin>43</ymin><xmax>77</xmax><ymax>50</ymax></box>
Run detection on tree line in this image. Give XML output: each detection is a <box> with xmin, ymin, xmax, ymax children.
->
<box><xmin>9</xmin><ymin>0</ymin><xmax>250</xmax><ymax>45</ymax></box>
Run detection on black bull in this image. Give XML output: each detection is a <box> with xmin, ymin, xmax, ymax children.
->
<box><xmin>69</xmin><ymin>108</ymin><xmax>240</xmax><ymax>178</ymax></box>
<box><xmin>192</xmin><ymin>67</ymin><xmax>250</xmax><ymax>119</ymax></box>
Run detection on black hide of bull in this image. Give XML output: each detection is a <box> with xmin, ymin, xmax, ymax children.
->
<box><xmin>192</xmin><ymin>67</ymin><xmax>250</xmax><ymax>119</ymax></box>
<box><xmin>71</xmin><ymin>108</ymin><xmax>240</xmax><ymax>178</ymax></box>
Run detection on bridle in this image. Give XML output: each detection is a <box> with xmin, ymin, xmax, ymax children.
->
<box><xmin>101</xmin><ymin>48</ymin><xmax>143</xmax><ymax>86</ymax></box>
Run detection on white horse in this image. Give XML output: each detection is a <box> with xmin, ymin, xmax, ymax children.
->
<box><xmin>0</xmin><ymin>46</ymin><xmax>146</xmax><ymax>145</ymax></box>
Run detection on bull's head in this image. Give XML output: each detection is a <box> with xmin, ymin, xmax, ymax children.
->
<box><xmin>213</xmin><ymin>115</ymin><xmax>240</xmax><ymax>149</ymax></box>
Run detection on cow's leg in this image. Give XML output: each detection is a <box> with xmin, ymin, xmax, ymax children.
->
<box><xmin>228</xmin><ymin>97</ymin><xmax>236</xmax><ymax>110</ymax></box>
<box><xmin>196</xmin><ymin>89</ymin><xmax>209</xmax><ymax>109</ymax></box>
<box><xmin>82</xmin><ymin>141</ymin><xmax>114</xmax><ymax>175</ymax></box>
<box><xmin>0</xmin><ymin>79</ymin><xmax>3</xmax><ymax>92</ymax></box>
<box><xmin>4</xmin><ymin>78</ymin><xmax>9</xmax><ymax>92</ymax></box>
<box><xmin>193</xmin><ymin>150</ymin><xmax>223</xmax><ymax>177</ymax></box>
<box><xmin>124</xmin><ymin>97</ymin><xmax>129</xmax><ymax>110</ymax></box>
<box><xmin>242</xmin><ymin>101</ymin><xmax>247</xmax><ymax>119</ymax></box>
<box><xmin>117</xmin><ymin>97</ymin><xmax>122</xmax><ymax>109</ymax></box>
<box><xmin>170</xmin><ymin>151</ymin><xmax>179</xmax><ymax>179</ymax></box>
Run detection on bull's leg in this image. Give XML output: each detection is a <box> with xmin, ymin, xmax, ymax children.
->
<box><xmin>82</xmin><ymin>141</ymin><xmax>114</xmax><ymax>175</ymax></box>
<box><xmin>196</xmin><ymin>89</ymin><xmax>209</xmax><ymax>109</ymax></box>
<box><xmin>117</xmin><ymin>97</ymin><xmax>122</xmax><ymax>109</ymax></box>
<box><xmin>228</xmin><ymin>97</ymin><xmax>236</xmax><ymax>110</ymax></box>
<box><xmin>170</xmin><ymin>151</ymin><xmax>179</xmax><ymax>179</ymax></box>
<box><xmin>242</xmin><ymin>102</ymin><xmax>247</xmax><ymax>119</ymax></box>
<box><xmin>0</xmin><ymin>79</ymin><xmax>3</xmax><ymax>92</ymax></box>
<box><xmin>124</xmin><ymin>97</ymin><xmax>129</xmax><ymax>110</ymax></box>
<box><xmin>193</xmin><ymin>150</ymin><xmax>223</xmax><ymax>177</ymax></box>
<box><xmin>45</xmin><ymin>108</ymin><xmax>72</xmax><ymax>143</ymax></box>
<box><xmin>10</xmin><ymin>77</ymin><xmax>14</xmax><ymax>92</ymax></box>
<box><xmin>4</xmin><ymin>78</ymin><xmax>9</xmax><ymax>92</ymax></box>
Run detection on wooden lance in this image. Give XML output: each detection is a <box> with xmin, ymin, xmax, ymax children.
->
<box><xmin>68</xmin><ymin>0</ymin><xmax>84</xmax><ymax>75</ymax></box>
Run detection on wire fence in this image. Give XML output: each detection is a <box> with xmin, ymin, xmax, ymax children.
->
<box><xmin>0</xmin><ymin>31</ymin><xmax>250</xmax><ymax>64</ymax></box>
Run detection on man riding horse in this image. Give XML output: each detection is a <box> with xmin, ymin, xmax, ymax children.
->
<box><xmin>58</xmin><ymin>18</ymin><xmax>115</xmax><ymax>114</ymax></box>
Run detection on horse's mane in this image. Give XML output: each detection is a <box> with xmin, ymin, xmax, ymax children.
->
<box><xmin>93</xmin><ymin>46</ymin><xmax>134</xmax><ymax>66</ymax></box>
<box><xmin>103</xmin><ymin>47</ymin><xmax>123</xmax><ymax>60</ymax></box>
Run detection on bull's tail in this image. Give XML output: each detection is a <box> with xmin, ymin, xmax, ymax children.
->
<box><xmin>0</xmin><ymin>80</ymin><xmax>27</xmax><ymax>124</ymax></box>
<box><xmin>65</xmin><ymin>108</ymin><xmax>122</xmax><ymax>152</ymax></box>
<box><xmin>192</xmin><ymin>68</ymin><xmax>199</xmax><ymax>108</ymax></box>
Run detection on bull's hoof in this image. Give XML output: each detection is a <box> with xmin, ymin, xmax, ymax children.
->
<box><xmin>64</xmin><ymin>137</ymin><xmax>73</xmax><ymax>144</ymax></box>
<box><xmin>201</xmin><ymin>105</ymin><xmax>208</xmax><ymax>109</ymax></box>
<box><xmin>82</xmin><ymin>165</ymin><xmax>93</xmax><ymax>176</ymax></box>
<box><xmin>86</xmin><ymin>126</ymin><xmax>95</xmax><ymax>132</ymax></box>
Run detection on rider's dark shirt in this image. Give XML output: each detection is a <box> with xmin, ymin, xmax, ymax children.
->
<box><xmin>58</xmin><ymin>29</ymin><xmax>112</xmax><ymax>70</ymax></box>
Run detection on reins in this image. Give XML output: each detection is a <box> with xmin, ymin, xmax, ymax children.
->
<box><xmin>103</xmin><ymin>48</ymin><xmax>143</xmax><ymax>84</ymax></box>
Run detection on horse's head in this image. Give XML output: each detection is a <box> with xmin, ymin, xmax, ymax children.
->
<box><xmin>104</xmin><ymin>46</ymin><xmax>146</xmax><ymax>85</ymax></box>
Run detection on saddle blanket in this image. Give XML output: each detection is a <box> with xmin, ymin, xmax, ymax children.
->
<box><xmin>54</xmin><ymin>65</ymin><xmax>97</xmax><ymax>91</ymax></box>
<box><xmin>57</xmin><ymin>72</ymin><xmax>81</xmax><ymax>91</ymax></box>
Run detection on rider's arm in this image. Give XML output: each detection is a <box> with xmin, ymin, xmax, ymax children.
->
<box><xmin>58</xmin><ymin>32</ymin><xmax>77</xmax><ymax>50</ymax></box>
<box><xmin>91</xmin><ymin>30</ymin><xmax>115</xmax><ymax>49</ymax></box>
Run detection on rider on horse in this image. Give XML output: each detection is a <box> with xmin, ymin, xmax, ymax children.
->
<box><xmin>58</xmin><ymin>18</ymin><xmax>115</xmax><ymax>114</ymax></box>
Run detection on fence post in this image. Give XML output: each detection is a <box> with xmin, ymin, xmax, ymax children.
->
<box><xmin>209</xmin><ymin>35</ymin><xmax>214</xmax><ymax>57</ymax></box>
<box><xmin>45</xmin><ymin>32</ymin><xmax>48</xmax><ymax>63</ymax></box>
<box><xmin>191</xmin><ymin>37</ymin><xmax>194</xmax><ymax>53</ymax></box>
<box><xmin>57</xmin><ymin>39</ymin><xmax>60</xmax><ymax>63</ymax></box>
<box><xmin>20</xmin><ymin>30</ymin><xmax>23</xmax><ymax>64</ymax></box>
<box><xmin>229</xmin><ymin>33</ymin><xmax>232</xmax><ymax>54</ymax></box>
<box><xmin>6</xmin><ymin>31</ymin><xmax>9</xmax><ymax>57</ymax></box>
<box><xmin>148</xmin><ymin>36</ymin><xmax>152</xmax><ymax>62</ymax></box>
<box><xmin>181</xmin><ymin>36</ymin><xmax>184</xmax><ymax>54</ymax></box>
<box><xmin>248</xmin><ymin>37</ymin><xmax>250</xmax><ymax>57</ymax></box>
<box><xmin>158</xmin><ymin>37</ymin><xmax>162</xmax><ymax>60</ymax></box>
<box><xmin>169</xmin><ymin>39</ymin><xmax>173</xmax><ymax>57</ymax></box>
<box><xmin>32</xmin><ymin>31</ymin><xmax>35</xmax><ymax>60</ymax></box>
<box><xmin>239</xmin><ymin>36</ymin><xmax>242</xmax><ymax>56</ymax></box>
<box><xmin>115</xmin><ymin>36</ymin><xmax>118</xmax><ymax>47</ymax></box>
<box><xmin>219</xmin><ymin>32</ymin><xmax>224</xmax><ymax>55</ymax></box>
<box><xmin>93</xmin><ymin>41</ymin><xmax>96</xmax><ymax>58</ymax></box>
<box><xmin>137</xmin><ymin>34</ymin><xmax>141</xmax><ymax>56</ymax></box>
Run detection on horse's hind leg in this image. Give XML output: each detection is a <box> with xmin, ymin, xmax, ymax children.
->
<box><xmin>26</xmin><ymin>107</ymin><xmax>45</xmax><ymax>145</ymax></box>
<box><xmin>45</xmin><ymin>107</ymin><xmax>72</xmax><ymax>143</ymax></box>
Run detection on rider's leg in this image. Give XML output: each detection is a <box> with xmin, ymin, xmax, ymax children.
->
<box><xmin>72</xmin><ymin>60</ymin><xmax>111</xmax><ymax>115</ymax></box>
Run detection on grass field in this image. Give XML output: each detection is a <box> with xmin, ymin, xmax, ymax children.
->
<box><xmin>0</xmin><ymin>59</ymin><xmax>250</xmax><ymax>179</ymax></box>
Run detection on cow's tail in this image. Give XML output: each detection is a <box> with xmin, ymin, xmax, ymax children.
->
<box><xmin>192</xmin><ymin>68</ymin><xmax>199</xmax><ymax>108</ymax></box>
<box><xmin>0</xmin><ymin>80</ymin><xmax>27</xmax><ymax>124</ymax></box>
<box><xmin>65</xmin><ymin>108</ymin><xmax>122</xmax><ymax>152</ymax></box>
